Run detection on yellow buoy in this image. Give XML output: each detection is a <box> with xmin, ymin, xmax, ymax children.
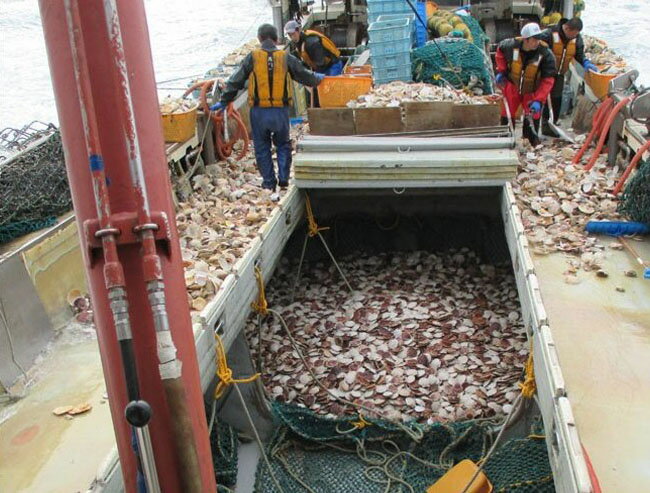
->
<box><xmin>426</xmin><ymin>460</ymin><xmax>493</xmax><ymax>493</ymax></box>
<box><xmin>438</xmin><ymin>22</ymin><xmax>453</xmax><ymax>36</ymax></box>
<box><xmin>450</xmin><ymin>15</ymin><xmax>463</xmax><ymax>26</ymax></box>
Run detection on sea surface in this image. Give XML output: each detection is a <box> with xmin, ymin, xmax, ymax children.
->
<box><xmin>0</xmin><ymin>0</ymin><xmax>647</xmax><ymax>130</ymax></box>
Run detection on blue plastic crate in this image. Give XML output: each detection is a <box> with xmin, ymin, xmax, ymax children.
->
<box><xmin>367</xmin><ymin>0</ymin><xmax>412</xmax><ymax>16</ymax></box>
<box><xmin>414</xmin><ymin>1</ymin><xmax>427</xmax><ymax>47</ymax></box>
<box><xmin>377</xmin><ymin>14</ymin><xmax>416</xmax><ymax>46</ymax></box>
<box><xmin>368</xmin><ymin>37</ymin><xmax>412</xmax><ymax>57</ymax></box>
<box><xmin>371</xmin><ymin>51</ymin><xmax>411</xmax><ymax>69</ymax></box>
<box><xmin>373</xmin><ymin>63</ymin><xmax>412</xmax><ymax>83</ymax></box>
<box><xmin>368</xmin><ymin>19</ymin><xmax>411</xmax><ymax>43</ymax></box>
<box><xmin>373</xmin><ymin>12</ymin><xmax>415</xmax><ymax>32</ymax></box>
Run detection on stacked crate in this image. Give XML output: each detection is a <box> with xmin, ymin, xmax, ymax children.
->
<box><xmin>367</xmin><ymin>17</ymin><xmax>413</xmax><ymax>85</ymax></box>
<box><xmin>366</xmin><ymin>0</ymin><xmax>412</xmax><ymax>24</ymax></box>
<box><xmin>376</xmin><ymin>13</ymin><xmax>416</xmax><ymax>46</ymax></box>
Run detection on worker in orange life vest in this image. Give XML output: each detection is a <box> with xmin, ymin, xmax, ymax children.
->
<box><xmin>284</xmin><ymin>20</ymin><xmax>343</xmax><ymax>76</ymax></box>
<box><xmin>495</xmin><ymin>23</ymin><xmax>556</xmax><ymax>145</ymax></box>
<box><xmin>538</xmin><ymin>17</ymin><xmax>598</xmax><ymax>133</ymax></box>
<box><xmin>211</xmin><ymin>24</ymin><xmax>324</xmax><ymax>198</ymax></box>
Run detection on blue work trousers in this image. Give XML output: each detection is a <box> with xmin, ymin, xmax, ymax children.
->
<box><xmin>250</xmin><ymin>106</ymin><xmax>291</xmax><ymax>190</ymax></box>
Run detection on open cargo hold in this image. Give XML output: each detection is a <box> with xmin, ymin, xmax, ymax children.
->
<box><xmin>192</xmin><ymin>186</ymin><xmax>590</xmax><ymax>493</ymax></box>
<box><xmin>196</xmin><ymin>188</ymin><xmax>588</xmax><ymax>492</ymax></box>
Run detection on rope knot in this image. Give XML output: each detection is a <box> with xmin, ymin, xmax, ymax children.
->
<box><xmin>251</xmin><ymin>266</ymin><xmax>269</xmax><ymax>316</ymax></box>
<box><xmin>214</xmin><ymin>333</ymin><xmax>259</xmax><ymax>399</ymax></box>
<box><xmin>305</xmin><ymin>194</ymin><xmax>329</xmax><ymax>237</ymax></box>
<box><xmin>519</xmin><ymin>345</ymin><xmax>536</xmax><ymax>399</ymax></box>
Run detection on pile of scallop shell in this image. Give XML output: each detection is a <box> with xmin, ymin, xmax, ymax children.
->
<box><xmin>176</xmin><ymin>156</ymin><xmax>280</xmax><ymax>315</ymax></box>
<box><xmin>513</xmin><ymin>141</ymin><xmax>622</xmax><ymax>276</ymax></box>
<box><xmin>247</xmin><ymin>249</ymin><xmax>527</xmax><ymax>423</ymax></box>
<box><xmin>222</xmin><ymin>39</ymin><xmax>260</xmax><ymax>67</ymax></box>
<box><xmin>583</xmin><ymin>35</ymin><xmax>628</xmax><ymax>74</ymax></box>
<box><xmin>159</xmin><ymin>96</ymin><xmax>197</xmax><ymax>114</ymax></box>
<box><xmin>347</xmin><ymin>81</ymin><xmax>494</xmax><ymax>108</ymax></box>
<box><xmin>175</xmin><ymin>123</ymin><xmax>309</xmax><ymax>317</ymax></box>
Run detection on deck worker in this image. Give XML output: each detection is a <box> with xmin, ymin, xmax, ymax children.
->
<box><xmin>538</xmin><ymin>17</ymin><xmax>598</xmax><ymax>134</ymax></box>
<box><xmin>211</xmin><ymin>24</ymin><xmax>324</xmax><ymax>199</ymax></box>
<box><xmin>495</xmin><ymin>23</ymin><xmax>557</xmax><ymax>145</ymax></box>
<box><xmin>284</xmin><ymin>20</ymin><xmax>343</xmax><ymax>76</ymax></box>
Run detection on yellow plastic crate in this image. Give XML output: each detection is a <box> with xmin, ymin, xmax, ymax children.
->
<box><xmin>161</xmin><ymin>103</ymin><xmax>198</xmax><ymax>143</ymax></box>
<box><xmin>317</xmin><ymin>75</ymin><xmax>373</xmax><ymax>108</ymax></box>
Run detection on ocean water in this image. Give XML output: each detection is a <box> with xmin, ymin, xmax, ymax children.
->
<box><xmin>0</xmin><ymin>0</ymin><xmax>647</xmax><ymax>130</ymax></box>
<box><xmin>0</xmin><ymin>0</ymin><xmax>272</xmax><ymax>129</ymax></box>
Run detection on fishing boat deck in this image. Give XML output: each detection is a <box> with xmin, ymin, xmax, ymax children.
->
<box><xmin>0</xmin><ymin>325</ymin><xmax>114</xmax><ymax>493</ymax></box>
<box><xmin>533</xmin><ymin>237</ymin><xmax>650</xmax><ymax>492</ymax></box>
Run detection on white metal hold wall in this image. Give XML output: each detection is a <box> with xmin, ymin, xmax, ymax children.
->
<box><xmin>501</xmin><ymin>183</ymin><xmax>592</xmax><ymax>493</ymax></box>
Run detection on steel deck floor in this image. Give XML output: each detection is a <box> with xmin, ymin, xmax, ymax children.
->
<box><xmin>533</xmin><ymin>236</ymin><xmax>650</xmax><ymax>492</ymax></box>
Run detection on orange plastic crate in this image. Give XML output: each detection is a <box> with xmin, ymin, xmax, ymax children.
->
<box><xmin>317</xmin><ymin>75</ymin><xmax>373</xmax><ymax>108</ymax></box>
<box><xmin>344</xmin><ymin>64</ymin><xmax>373</xmax><ymax>75</ymax></box>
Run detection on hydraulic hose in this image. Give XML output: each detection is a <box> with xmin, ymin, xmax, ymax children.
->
<box><xmin>182</xmin><ymin>79</ymin><xmax>250</xmax><ymax>161</ymax></box>
<box><xmin>572</xmin><ymin>96</ymin><xmax>614</xmax><ymax>165</ymax></box>
<box><xmin>584</xmin><ymin>95</ymin><xmax>635</xmax><ymax>171</ymax></box>
<box><xmin>613</xmin><ymin>139</ymin><xmax>650</xmax><ymax>194</ymax></box>
<box><xmin>197</xmin><ymin>80</ymin><xmax>250</xmax><ymax>161</ymax></box>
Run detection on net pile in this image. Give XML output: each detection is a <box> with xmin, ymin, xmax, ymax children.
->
<box><xmin>0</xmin><ymin>131</ymin><xmax>72</xmax><ymax>244</ymax></box>
<box><xmin>254</xmin><ymin>402</ymin><xmax>554</xmax><ymax>493</ymax></box>
<box><xmin>413</xmin><ymin>16</ymin><xmax>492</xmax><ymax>94</ymax></box>
<box><xmin>210</xmin><ymin>417</ymin><xmax>239</xmax><ymax>489</ymax></box>
<box><xmin>619</xmin><ymin>159</ymin><xmax>650</xmax><ymax>224</ymax></box>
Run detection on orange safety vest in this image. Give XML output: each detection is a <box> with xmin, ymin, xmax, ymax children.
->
<box><xmin>248</xmin><ymin>49</ymin><xmax>293</xmax><ymax>108</ymax></box>
<box><xmin>300</xmin><ymin>30</ymin><xmax>340</xmax><ymax>70</ymax></box>
<box><xmin>551</xmin><ymin>31</ymin><xmax>577</xmax><ymax>75</ymax></box>
<box><xmin>508</xmin><ymin>40</ymin><xmax>546</xmax><ymax>95</ymax></box>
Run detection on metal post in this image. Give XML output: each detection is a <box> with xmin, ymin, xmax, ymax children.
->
<box><xmin>38</xmin><ymin>1</ymin><xmax>216</xmax><ymax>491</ymax></box>
<box><xmin>272</xmin><ymin>0</ymin><xmax>285</xmax><ymax>43</ymax></box>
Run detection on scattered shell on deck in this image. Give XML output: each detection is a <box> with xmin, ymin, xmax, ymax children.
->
<box><xmin>246</xmin><ymin>249</ymin><xmax>527</xmax><ymax>423</ymax></box>
<box><xmin>177</xmin><ymin>124</ymin><xmax>308</xmax><ymax>321</ymax></box>
<box><xmin>512</xmin><ymin>142</ymin><xmax>622</xmax><ymax>271</ymax></box>
<box><xmin>67</xmin><ymin>403</ymin><xmax>92</xmax><ymax>415</ymax></box>
<box><xmin>347</xmin><ymin>81</ymin><xmax>494</xmax><ymax>108</ymax></box>
<box><xmin>52</xmin><ymin>405</ymin><xmax>74</xmax><ymax>416</ymax></box>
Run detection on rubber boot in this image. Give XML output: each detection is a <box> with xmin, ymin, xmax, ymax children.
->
<box><xmin>523</xmin><ymin>117</ymin><xmax>541</xmax><ymax>146</ymax></box>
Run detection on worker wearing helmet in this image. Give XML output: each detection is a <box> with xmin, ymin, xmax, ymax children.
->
<box><xmin>211</xmin><ymin>24</ymin><xmax>324</xmax><ymax>199</ymax></box>
<box><xmin>538</xmin><ymin>17</ymin><xmax>598</xmax><ymax>133</ymax></box>
<box><xmin>495</xmin><ymin>23</ymin><xmax>557</xmax><ymax>145</ymax></box>
<box><xmin>284</xmin><ymin>20</ymin><xmax>343</xmax><ymax>76</ymax></box>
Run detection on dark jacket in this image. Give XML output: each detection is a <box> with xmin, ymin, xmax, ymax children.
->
<box><xmin>538</xmin><ymin>19</ymin><xmax>587</xmax><ymax>67</ymax></box>
<box><xmin>220</xmin><ymin>39</ymin><xmax>321</xmax><ymax>105</ymax></box>
<box><xmin>297</xmin><ymin>33</ymin><xmax>339</xmax><ymax>72</ymax></box>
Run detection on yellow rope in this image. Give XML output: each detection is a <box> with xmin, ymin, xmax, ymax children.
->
<box><xmin>519</xmin><ymin>344</ymin><xmax>536</xmax><ymax>399</ymax></box>
<box><xmin>214</xmin><ymin>332</ymin><xmax>260</xmax><ymax>399</ymax></box>
<box><xmin>305</xmin><ymin>193</ymin><xmax>329</xmax><ymax>237</ymax></box>
<box><xmin>251</xmin><ymin>265</ymin><xmax>268</xmax><ymax>316</ymax></box>
<box><xmin>350</xmin><ymin>414</ymin><xmax>372</xmax><ymax>430</ymax></box>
